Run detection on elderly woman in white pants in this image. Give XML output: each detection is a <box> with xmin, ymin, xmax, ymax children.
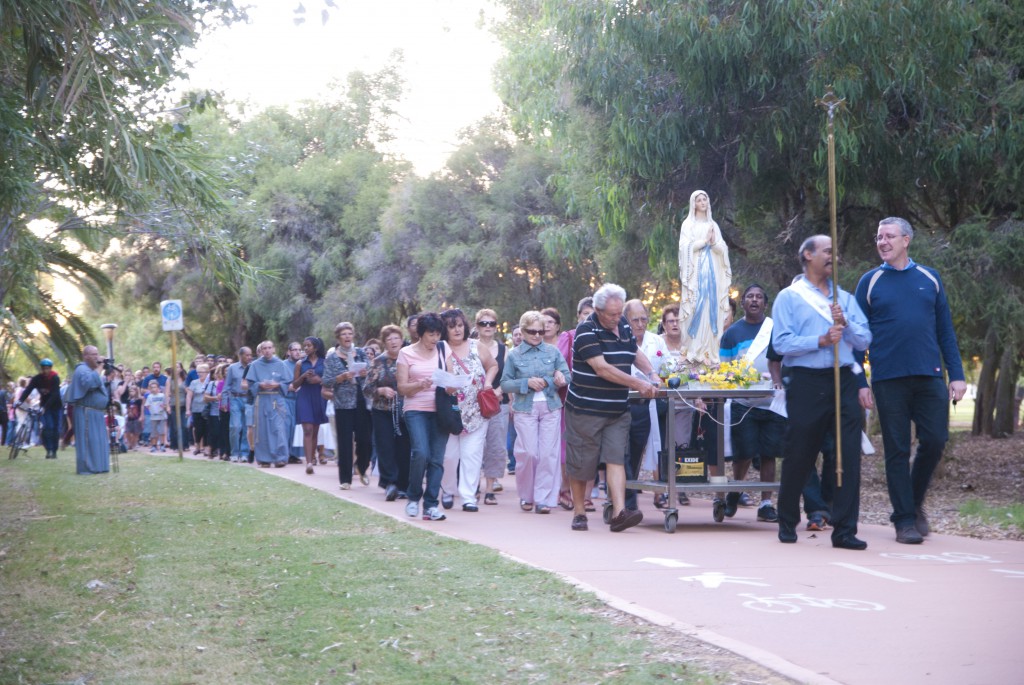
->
<box><xmin>500</xmin><ymin>311</ymin><xmax>571</xmax><ymax>514</ymax></box>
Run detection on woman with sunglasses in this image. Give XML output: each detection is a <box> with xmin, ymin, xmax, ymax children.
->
<box><xmin>500</xmin><ymin>310</ymin><xmax>571</xmax><ymax>514</ymax></box>
<box><xmin>438</xmin><ymin>308</ymin><xmax>498</xmax><ymax>512</ymax></box>
<box><xmin>474</xmin><ymin>309</ymin><xmax>508</xmax><ymax>505</ymax></box>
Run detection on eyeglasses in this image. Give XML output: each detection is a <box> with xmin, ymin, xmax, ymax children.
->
<box><xmin>523</xmin><ymin>328</ymin><xmax>544</xmax><ymax>336</ymax></box>
<box><xmin>476</xmin><ymin>320</ymin><xmax>497</xmax><ymax>327</ymax></box>
<box><xmin>629</xmin><ymin>316</ymin><xmax>649</xmax><ymax>324</ymax></box>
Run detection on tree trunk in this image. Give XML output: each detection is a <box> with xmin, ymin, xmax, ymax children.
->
<box><xmin>992</xmin><ymin>347</ymin><xmax>1019</xmax><ymax>437</ymax></box>
<box><xmin>972</xmin><ymin>327</ymin><xmax>999</xmax><ymax>436</ymax></box>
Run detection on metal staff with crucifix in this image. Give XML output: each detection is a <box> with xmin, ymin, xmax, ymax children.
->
<box><xmin>817</xmin><ymin>87</ymin><xmax>846</xmax><ymax>487</ymax></box>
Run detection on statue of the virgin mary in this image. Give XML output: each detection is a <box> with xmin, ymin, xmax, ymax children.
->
<box><xmin>678</xmin><ymin>189</ymin><xmax>732</xmax><ymax>368</ymax></box>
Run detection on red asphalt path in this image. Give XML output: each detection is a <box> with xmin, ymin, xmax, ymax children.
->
<box><xmin>219</xmin><ymin>457</ymin><xmax>1024</xmax><ymax>685</ymax></box>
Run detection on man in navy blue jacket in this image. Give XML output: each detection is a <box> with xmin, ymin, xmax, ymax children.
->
<box><xmin>855</xmin><ymin>217</ymin><xmax>967</xmax><ymax>544</ymax></box>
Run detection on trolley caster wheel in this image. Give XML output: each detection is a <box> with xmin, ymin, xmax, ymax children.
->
<box><xmin>712</xmin><ymin>497</ymin><xmax>725</xmax><ymax>523</ymax></box>
<box><xmin>653</xmin><ymin>493</ymin><xmax>667</xmax><ymax>509</ymax></box>
<box><xmin>602</xmin><ymin>501</ymin><xmax>613</xmax><ymax>525</ymax></box>
<box><xmin>664</xmin><ymin>512</ymin><xmax>678</xmax><ymax>533</ymax></box>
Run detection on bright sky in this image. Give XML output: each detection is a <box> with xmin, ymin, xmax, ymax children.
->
<box><xmin>184</xmin><ymin>0</ymin><xmax>505</xmax><ymax>174</ymax></box>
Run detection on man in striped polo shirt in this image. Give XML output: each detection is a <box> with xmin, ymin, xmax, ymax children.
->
<box><xmin>565</xmin><ymin>284</ymin><xmax>659</xmax><ymax>532</ymax></box>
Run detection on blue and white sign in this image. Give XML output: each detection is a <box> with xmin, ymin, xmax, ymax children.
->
<box><xmin>160</xmin><ymin>299</ymin><xmax>184</xmax><ymax>332</ymax></box>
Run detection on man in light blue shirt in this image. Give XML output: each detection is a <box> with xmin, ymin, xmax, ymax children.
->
<box><xmin>772</xmin><ymin>235</ymin><xmax>871</xmax><ymax>550</ymax></box>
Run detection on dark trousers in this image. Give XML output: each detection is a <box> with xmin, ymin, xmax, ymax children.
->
<box><xmin>779</xmin><ymin>368</ymin><xmax>862</xmax><ymax>541</ymax></box>
<box><xmin>191</xmin><ymin>413</ymin><xmax>208</xmax><ymax>448</ymax></box>
<box><xmin>41</xmin><ymin>406</ymin><xmax>61</xmax><ymax>454</ymax></box>
<box><xmin>205</xmin><ymin>414</ymin><xmax>225</xmax><ymax>455</ymax></box>
<box><xmin>625</xmin><ymin>400</ymin><xmax>651</xmax><ymax>510</ymax></box>
<box><xmin>801</xmin><ymin>441</ymin><xmax>836</xmax><ymax>516</ymax></box>
<box><xmin>335</xmin><ymin>405</ymin><xmax>372</xmax><ymax>485</ymax></box>
<box><xmin>372</xmin><ymin>408</ymin><xmax>410</xmax><ymax>491</ymax></box>
<box><xmin>873</xmin><ymin>376</ymin><xmax>949</xmax><ymax>526</ymax></box>
<box><xmin>168</xmin><ymin>406</ymin><xmax>191</xmax><ymax>450</ymax></box>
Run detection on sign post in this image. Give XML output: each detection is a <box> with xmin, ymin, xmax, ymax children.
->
<box><xmin>160</xmin><ymin>300</ymin><xmax>184</xmax><ymax>461</ymax></box>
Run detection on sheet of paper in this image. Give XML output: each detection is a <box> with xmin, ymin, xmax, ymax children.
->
<box><xmin>768</xmin><ymin>388</ymin><xmax>787</xmax><ymax>418</ymax></box>
<box><xmin>432</xmin><ymin>369</ymin><xmax>472</xmax><ymax>388</ymax></box>
<box><xmin>348</xmin><ymin>361</ymin><xmax>367</xmax><ymax>374</ymax></box>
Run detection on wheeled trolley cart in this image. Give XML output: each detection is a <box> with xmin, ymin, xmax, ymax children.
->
<box><xmin>616</xmin><ymin>386</ymin><xmax>779</xmax><ymax>532</ymax></box>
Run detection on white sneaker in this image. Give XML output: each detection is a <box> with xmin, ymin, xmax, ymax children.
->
<box><xmin>405</xmin><ymin>501</ymin><xmax>419</xmax><ymax>517</ymax></box>
<box><xmin>422</xmin><ymin>506</ymin><xmax>446</xmax><ymax>521</ymax></box>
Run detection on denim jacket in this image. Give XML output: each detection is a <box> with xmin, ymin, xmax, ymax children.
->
<box><xmin>499</xmin><ymin>342</ymin><xmax>570</xmax><ymax>412</ymax></box>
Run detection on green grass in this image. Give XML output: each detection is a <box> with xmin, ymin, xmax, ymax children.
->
<box><xmin>0</xmin><ymin>448</ymin><xmax>714</xmax><ymax>685</ymax></box>
<box><xmin>958</xmin><ymin>499</ymin><xmax>1024</xmax><ymax>533</ymax></box>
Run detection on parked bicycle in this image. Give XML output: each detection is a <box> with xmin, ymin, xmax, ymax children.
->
<box><xmin>8</xmin><ymin>405</ymin><xmax>44</xmax><ymax>460</ymax></box>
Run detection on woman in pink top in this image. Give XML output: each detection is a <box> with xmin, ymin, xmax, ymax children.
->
<box><xmin>396</xmin><ymin>312</ymin><xmax>449</xmax><ymax>522</ymax></box>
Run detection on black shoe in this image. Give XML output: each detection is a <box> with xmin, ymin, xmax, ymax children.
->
<box><xmin>724</xmin><ymin>492</ymin><xmax>740</xmax><ymax>518</ymax></box>
<box><xmin>384</xmin><ymin>485</ymin><xmax>398</xmax><ymax>502</ymax></box>
<box><xmin>609</xmin><ymin>508</ymin><xmax>643</xmax><ymax>532</ymax></box>
<box><xmin>895</xmin><ymin>524</ymin><xmax>924</xmax><ymax>544</ymax></box>
<box><xmin>778</xmin><ymin>522</ymin><xmax>797</xmax><ymax>543</ymax></box>
<box><xmin>915</xmin><ymin>507</ymin><xmax>930</xmax><ymax>537</ymax></box>
<box><xmin>462</xmin><ymin>502</ymin><xmax>479</xmax><ymax>512</ymax></box>
<box><xmin>832</xmin><ymin>535</ymin><xmax>868</xmax><ymax>550</ymax></box>
<box><xmin>571</xmin><ymin>514</ymin><xmax>588</xmax><ymax>531</ymax></box>
<box><xmin>441</xmin><ymin>494</ymin><xmax>454</xmax><ymax>510</ymax></box>
<box><xmin>396</xmin><ymin>491</ymin><xmax>408</xmax><ymax>500</ymax></box>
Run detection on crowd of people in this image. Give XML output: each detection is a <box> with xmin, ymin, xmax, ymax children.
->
<box><xmin>2</xmin><ymin>216</ymin><xmax>969</xmax><ymax>548</ymax></box>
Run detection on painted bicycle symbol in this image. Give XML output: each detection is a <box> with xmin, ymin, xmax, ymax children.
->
<box><xmin>738</xmin><ymin>592</ymin><xmax>885</xmax><ymax>614</ymax></box>
<box><xmin>880</xmin><ymin>552</ymin><xmax>1000</xmax><ymax>564</ymax></box>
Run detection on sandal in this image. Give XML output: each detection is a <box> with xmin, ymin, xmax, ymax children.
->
<box><xmin>305</xmin><ymin>464</ymin><xmax>314</xmax><ymax>475</ymax></box>
<box><xmin>484</xmin><ymin>493</ymin><xmax>497</xmax><ymax>505</ymax></box>
<box><xmin>557</xmin><ymin>491</ymin><xmax>573</xmax><ymax>511</ymax></box>
<box><xmin>584</xmin><ymin>499</ymin><xmax>595</xmax><ymax>512</ymax></box>
<box><xmin>520</xmin><ymin>500</ymin><xmax>534</xmax><ymax>512</ymax></box>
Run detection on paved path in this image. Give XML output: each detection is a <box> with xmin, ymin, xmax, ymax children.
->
<box><xmin>235</xmin><ymin>458</ymin><xmax>1024</xmax><ymax>685</ymax></box>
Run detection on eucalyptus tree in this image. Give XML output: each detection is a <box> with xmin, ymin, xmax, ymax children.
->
<box><xmin>495</xmin><ymin>0</ymin><xmax>1021</xmax><ymax>272</ymax></box>
<box><xmin>0</xmin><ymin>0</ymin><xmax>247</xmax><ymax>369</ymax></box>
<box><xmin>349</xmin><ymin>116</ymin><xmax>601</xmax><ymax>334</ymax></box>
<box><xmin>108</xmin><ymin>64</ymin><xmax>410</xmax><ymax>349</ymax></box>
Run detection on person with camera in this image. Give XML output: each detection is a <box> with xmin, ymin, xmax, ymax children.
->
<box><xmin>65</xmin><ymin>345</ymin><xmax>113</xmax><ymax>474</ymax></box>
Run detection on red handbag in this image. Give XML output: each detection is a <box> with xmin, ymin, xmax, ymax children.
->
<box><xmin>452</xmin><ymin>350</ymin><xmax>500</xmax><ymax>419</ymax></box>
<box><xmin>476</xmin><ymin>384</ymin><xmax>501</xmax><ymax>419</ymax></box>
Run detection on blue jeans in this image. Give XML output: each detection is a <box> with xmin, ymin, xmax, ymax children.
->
<box><xmin>403</xmin><ymin>410</ymin><xmax>447</xmax><ymax>510</ymax></box>
<box><xmin>41</xmin><ymin>406</ymin><xmax>61</xmax><ymax>454</ymax></box>
<box><xmin>229</xmin><ymin>396</ymin><xmax>250</xmax><ymax>457</ymax></box>
<box><xmin>506</xmin><ymin>417</ymin><xmax>517</xmax><ymax>472</ymax></box>
<box><xmin>873</xmin><ymin>376</ymin><xmax>949</xmax><ymax>526</ymax></box>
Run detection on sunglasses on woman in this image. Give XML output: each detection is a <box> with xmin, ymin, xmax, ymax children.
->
<box><xmin>476</xmin><ymin>320</ymin><xmax>497</xmax><ymax>327</ymax></box>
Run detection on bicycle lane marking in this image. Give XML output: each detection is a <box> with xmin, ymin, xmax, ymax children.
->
<box><xmin>829</xmin><ymin>562</ymin><xmax>914</xmax><ymax>582</ymax></box>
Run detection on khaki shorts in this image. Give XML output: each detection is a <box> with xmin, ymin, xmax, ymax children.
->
<box><xmin>564</xmin><ymin>407</ymin><xmax>630</xmax><ymax>480</ymax></box>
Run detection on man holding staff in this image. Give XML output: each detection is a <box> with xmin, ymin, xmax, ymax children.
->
<box><xmin>772</xmin><ymin>236</ymin><xmax>871</xmax><ymax>549</ymax></box>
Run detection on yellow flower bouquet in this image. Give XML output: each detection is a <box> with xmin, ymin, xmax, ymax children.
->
<box><xmin>696</xmin><ymin>359</ymin><xmax>763</xmax><ymax>390</ymax></box>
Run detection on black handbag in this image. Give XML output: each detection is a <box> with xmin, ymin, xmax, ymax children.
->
<box><xmin>433</xmin><ymin>342</ymin><xmax>463</xmax><ymax>435</ymax></box>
